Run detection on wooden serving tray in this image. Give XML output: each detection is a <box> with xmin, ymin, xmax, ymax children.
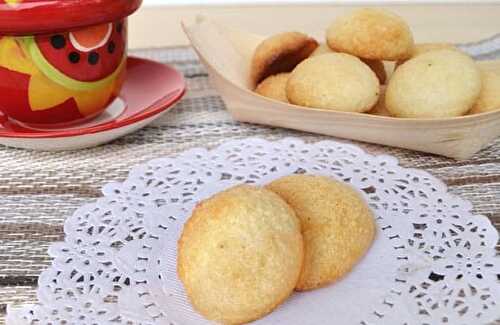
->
<box><xmin>183</xmin><ymin>16</ymin><xmax>500</xmax><ymax>159</ymax></box>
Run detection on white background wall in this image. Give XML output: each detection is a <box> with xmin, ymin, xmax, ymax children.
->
<box><xmin>132</xmin><ymin>0</ymin><xmax>500</xmax><ymax>48</ymax></box>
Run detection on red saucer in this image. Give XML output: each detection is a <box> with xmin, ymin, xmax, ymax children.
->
<box><xmin>0</xmin><ymin>56</ymin><xmax>186</xmax><ymax>150</ymax></box>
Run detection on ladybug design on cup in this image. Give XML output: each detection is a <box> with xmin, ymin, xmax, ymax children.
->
<box><xmin>0</xmin><ymin>0</ymin><xmax>141</xmax><ymax>126</ymax></box>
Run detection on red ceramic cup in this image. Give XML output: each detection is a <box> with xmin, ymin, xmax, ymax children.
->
<box><xmin>0</xmin><ymin>0</ymin><xmax>142</xmax><ymax>127</ymax></box>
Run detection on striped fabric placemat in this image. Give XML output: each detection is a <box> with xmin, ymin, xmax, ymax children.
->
<box><xmin>0</xmin><ymin>42</ymin><xmax>499</xmax><ymax>323</ymax></box>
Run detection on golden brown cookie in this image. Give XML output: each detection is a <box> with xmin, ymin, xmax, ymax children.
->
<box><xmin>395</xmin><ymin>43</ymin><xmax>458</xmax><ymax>67</ymax></box>
<box><xmin>255</xmin><ymin>73</ymin><xmax>290</xmax><ymax>103</ymax></box>
<box><xmin>469</xmin><ymin>70</ymin><xmax>500</xmax><ymax>114</ymax></box>
<box><xmin>326</xmin><ymin>8</ymin><xmax>414</xmax><ymax>61</ymax></box>
<box><xmin>286</xmin><ymin>53</ymin><xmax>380</xmax><ymax>112</ymax></box>
<box><xmin>367</xmin><ymin>86</ymin><xmax>391</xmax><ymax>116</ymax></box>
<box><xmin>250</xmin><ymin>32</ymin><xmax>318</xmax><ymax>88</ymax></box>
<box><xmin>266</xmin><ymin>175</ymin><xmax>376</xmax><ymax>291</ymax></box>
<box><xmin>178</xmin><ymin>185</ymin><xmax>304</xmax><ymax>325</ymax></box>
<box><xmin>310</xmin><ymin>43</ymin><xmax>387</xmax><ymax>84</ymax></box>
<box><xmin>386</xmin><ymin>49</ymin><xmax>482</xmax><ymax>118</ymax></box>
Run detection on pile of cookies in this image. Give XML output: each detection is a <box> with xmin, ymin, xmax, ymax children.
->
<box><xmin>251</xmin><ymin>8</ymin><xmax>500</xmax><ymax>118</ymax></box>
<box><xmin>178</xmin><ymin>175</ymin><xmax>376</xmax><ymax>324</ymax></box>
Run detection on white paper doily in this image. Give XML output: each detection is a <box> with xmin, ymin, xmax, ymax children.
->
<box><xmin>6</xmin><ymin>138</ymin><xmax>500</xmax><ymax>325</ymax></box>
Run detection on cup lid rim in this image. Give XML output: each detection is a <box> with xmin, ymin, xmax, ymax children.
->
<box><xmin>0</xmin><ymin>0</ymin><xmax>142</xmax><ymax>35</ymax></box>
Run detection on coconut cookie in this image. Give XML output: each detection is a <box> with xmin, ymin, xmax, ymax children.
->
<box><xmin>396</xmin><ymin>42</ymin><xmax>458</xmax><ymax>67</ymax></box>
<box><xmin>386</xmin><ymin>49</ymin><xmax>482</xmax><ymax>118</ymax></box>
<box><xmin>178</xmin><ymin>185</ymin><xmax>304</xmax><ymax>325</ymax></box>
<box><xmin>255</xmin><ymin>73</ymin><xmax>290</xmax><ymax>103</ymax></box>
<box><xmin>310</xmin><ymin>44</ymin><xmax>387</xmax><ymax>84</ymax></box>
<box><xmin>267</xmin><ymin>175</ymin><xmax>376</xmax><ymax>291</ymax></box>
<box><xmin>286</xmin><ymin>53</ymin><xmax>380</xmax><ymax>112</ymax></box>
<box><xmin>469</xmin><ymin>70</ymin><xmax>500</xmax><ymax>114</ymax></box>
<box><xmin>250</xmin><ymin>31</ymin><xmax>318</xmax><ymax>88</ymax></box>
<box><xmin>326</xmin><ymin>8</ymin><xmax>414</xmax><ymax>61</ymax></box>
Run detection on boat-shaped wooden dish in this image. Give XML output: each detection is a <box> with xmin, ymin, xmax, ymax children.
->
<box><xmin>183</xmin><ymin>16</ymin><xmax>500</xmax><ymax>159</ymax></box>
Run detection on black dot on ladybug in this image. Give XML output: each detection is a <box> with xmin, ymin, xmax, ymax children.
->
<box><xmin>88</xmin><ymin>52</ymin><xmax>100</xmax><ymax>65</ymax></box>
<box><xmin>50</xmin><ymin>35</ymin><xmax>66</xmax><ymax>49</ymax></box>
<box><xmin>116</xmin><ymin>23</ymin><xmax>123</xmax><ymax>33</ymax></box>
<box><xmin>68</xmin><ymin>52</ymin><xmax>80</xmax><ymax>64</ymax></box>
<box><xmin>107</xmin><ymin>41</ymin><xmax>116</xmax><ymax>54</ymax></box>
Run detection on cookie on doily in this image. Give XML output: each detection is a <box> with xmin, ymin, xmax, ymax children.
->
<box><xmin>178</xmin><ymin>185</ymin><xmax>304</xmax><ymax>324</ymax></box>
<box><xmin>267</xmin><ymin>174</ymin><xmax>376</xmax><ymax>291</ymax></box>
